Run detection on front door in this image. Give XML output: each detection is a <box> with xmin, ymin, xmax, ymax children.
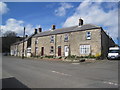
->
<box><xmin>41</xmin><ymin>47</ymin><xmax>44</xmax><ymax>56</ymax></box>
<box><xmin>58</xmin><ymin>46</ymin><xmax>61</xmax><ymax>56</ymax></box>
<box><xmin>64</xmin><ymin>45</ymin><xmax>69</xmax><ymax>57</ymax></box>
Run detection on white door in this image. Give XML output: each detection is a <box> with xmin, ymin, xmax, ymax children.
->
<box><xmin>64</xmin><ymin>46</ymin><xmax>69</xmax><ymax>56</ymax></box>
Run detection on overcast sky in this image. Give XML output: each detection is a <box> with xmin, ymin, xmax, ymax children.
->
<box><xmin>1</xmin><ymin>1</ymin><xmax>119</xmax><ymax>44</ymax></box>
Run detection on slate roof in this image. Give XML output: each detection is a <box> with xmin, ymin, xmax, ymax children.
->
<box><xmin>12</xmin><ymin>33</ymin><xmax>35</xmax><ymax>45</ymax></box>
<box><xmin>33</xmin><ymin>24</ymin><xmax>101</xmax><ymax>37</ymax></box>
<box><xmin>24</xmin><ymin>33</ymin><xmax>35</xmax><ymax>41</ymax></box>
<box><xmin>11</xmin><ymin>24</ymin><xmax>101</xmax><ymax>45</ymax></box>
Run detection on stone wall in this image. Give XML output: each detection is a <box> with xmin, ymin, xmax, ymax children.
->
<box><xmin>101</xmin><ymin>29</ymin><xmax>115</xmax><ymax>58</ymax></box>
<box><xmin>31</xmin><ymin>28</ymin><xmax>102</xmax><ymax>57</ymax></box>
<box><xmin>10</xmin><ymin>41</ymin><xmax>28</xmax><ymax>57</ymax></box>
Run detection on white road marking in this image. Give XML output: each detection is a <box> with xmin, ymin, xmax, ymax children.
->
<box><xmin>72</xmin><ymin>63</ymin><xmax>80</xmax><ymax>65</ymax></box>
<box><xmin>52</xmin><ymin>70</ymin><xmax>72</xmax><ymax>76</ymax></box>
<box><xmin>103</xmin><ymin>81</ymin><xmax>118</xmax><ymax>86</ymax></box>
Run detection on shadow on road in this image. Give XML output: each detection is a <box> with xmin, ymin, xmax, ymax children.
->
<box><xmin>2</xmin><ymin>77</ymin><xmax>31</xmax><ymax>90</ymax></box>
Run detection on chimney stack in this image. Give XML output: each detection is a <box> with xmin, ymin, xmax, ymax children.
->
<box><xmin>34</xmin><ymin>28</ymin><xmax>37</xmax><ymax>34</ymax></box>
<box><xmin>52</xmin><ymin>25</ymin><xmax>56</xmax><ymax>30</ymax></box>
<box><xmin>26</xmin><ymin>35</ymin><xmax>28</xmax><ymax>37</ymax></box>
<box><xmin>38</xmin><ymin>28</ymin><xmax>42</xmax><ymax>33</ymax></box>
<box><xmin>79</xmin><ymin>18</ymin><xmax>83</xmax><ymax>26</ymax></box>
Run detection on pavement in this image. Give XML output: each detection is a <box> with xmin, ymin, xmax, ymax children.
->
<box><xmin>2</xmin><ymin>56</ymin><xmax>119</xmax><ymax>88</ymax></box>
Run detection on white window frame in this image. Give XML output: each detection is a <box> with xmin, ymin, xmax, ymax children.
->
<box><xmin>50</xmin><ymin>35</ymin><xmax>54</xmax><ymax>43</ymax></box>
<box><xmin>86</xmin><ymin>32</ymin><xmax>91</xmax><ymax>40</ymax></box>
<box><xmin>64</xmin><ymin>34</ymin><xmax>69</xmax><ymax>42</ymax></box>
<box><xmin>27</xmin><ymin>48</ymin><xmax>31</xmax><ymax>53</ymax></box>
<box><xmin>35</xmin><ymin>38</ymin><xmax>38</xmax><ymax>44</ymax></box>
<box><xmin>80</xmin><ymin>45</ymin><xmax>90</xmax><ymax>55</ymax></box>
<box><xmin>35</xmin><ymin>47</ymin><xmax>38</xmax><ymax>53</ymax></box>
<box><xmin>50</xmin><ymin>46</ymin><xmax>54</xmax><ymax>53</ymax></box>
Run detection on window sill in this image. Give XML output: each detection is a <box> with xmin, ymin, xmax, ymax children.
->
<box><xmin>86</xmin><ymin>39</ymin><xmax>91</xmax><ymax>40</ymax></box>
<box><xmin>64</xmin><ymin>40</ymin><xmax>69</xmax><ymax>42</ymax></box>
<box><xmin>50</xmin><ymin>52</ymin><xmax>54</xmax><ymax>54</ymax></box>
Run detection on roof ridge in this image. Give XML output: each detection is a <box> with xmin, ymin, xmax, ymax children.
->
<box><xmin>85</xmin><ymin>23</ymin><xmax>101</xmax><ymax>27</ymax></box>
<box><xmin>56</xmin><ymin>25</ymin><xmax>78</xmax><ymax>30</ymax></box>
<box><xmin>34</xmin><ymin>25</ymin><xmax>78</xmax><ymax>35</ymax></box>
<box><xmin>33</xmin><ymin>24</ymin><xmax>101</xmax><ymax>37</ymax></box>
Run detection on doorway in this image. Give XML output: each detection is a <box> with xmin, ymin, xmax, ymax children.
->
<box><xmin>41</xmin><ymin>47</ymin><xmax>44</xmax><ymax>56</ymax></box>
<box><xmin>64</xmin><ymin>45</ymin><xmax>69</xmax><ymax>57</ymax></box>
<box><xmin>58</xmin><ymin>46</ymin><xmax>61</xmax><ymax>56</ymax></box>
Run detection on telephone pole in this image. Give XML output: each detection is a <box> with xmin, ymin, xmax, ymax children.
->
<box><xmin>22</xmin><ymin>27</ymin><xmax>25</xmax><ymax>59</ymax></box>
<box><xmin>117</xmin><ymin>37</ymin><xmax>119</xmax><ymax>46</ymax></box>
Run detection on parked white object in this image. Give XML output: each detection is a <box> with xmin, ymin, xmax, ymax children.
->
<box><xmin>27</xmin><ymin>47</ymin><xmax>31</xmax><ymax>57</ymax></box>
<box><xmin>10</xmin><ymin>50</ymin><xmax>14</xmax><ymax>56</ymax></box>
<box><xmin>107</xmin><ymin>47</ymin><xmax>120</xmax><ymax>60</ymax></box>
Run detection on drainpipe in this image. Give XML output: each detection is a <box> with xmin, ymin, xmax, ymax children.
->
<box><xmin>52</xmin><ymin>25</ymin><xmax>56</xmax><ymax>57</ymax></box>
<box><xmin>69</xmin><ymin>33</ymin><xmax>71</xmax><ymax>56</ymax></box>
<box><xmin>55</xmin><ymin>34</ymin><xmax>57</xmax><ymax>57</ymax></box>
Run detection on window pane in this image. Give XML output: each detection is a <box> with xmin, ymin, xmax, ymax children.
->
<box><xmin>80</xmin><ymin>45</ymin><xmax>90</xmax><ymax>54</ymax></box>
<box><xmin>86</xmin><ymin>32</ymin><xmax>91</xmax><ymax>40</ymax></box>
<box><xmin>50</xmin><ymin>36</ymin><xmax>54</xmax><ymax>43</ymax></box>
<box><xmin>50</xmin><ymin>46</ymin><xmax>54</xmax><ymax>53</ymax></box>
<box><xmin>64</xmin><ymin>34</ymin><xmax>68</xmax><ymax>41</ymax></box>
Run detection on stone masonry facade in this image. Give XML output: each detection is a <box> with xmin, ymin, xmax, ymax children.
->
<box><xmin>11</xmin><ymin>19</ymin><xmax>115</xmax><ymax>58</ymax></box>
<box><xmin>31</xmin><ymin>29</ymin><xmax>102</xmax><ymax>57</ymax></box>
<box><xmin>31</xmin><ymin>18</ymin><xmax>115</xmax><ymax>59</ymax></box>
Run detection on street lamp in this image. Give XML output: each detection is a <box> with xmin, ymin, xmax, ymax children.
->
<box><xmin>22</xmin><ymin>27</ymin><xmax>25</xmax><ymax>59</ymax></box>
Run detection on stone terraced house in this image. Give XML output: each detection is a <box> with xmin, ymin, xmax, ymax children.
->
<box><xmin>10</xmin><ymin>29</ymin><xmax>38</xmax><ymax>57</ymax></box>
<box><xmin>31</xmin><ymin>18</ymin><xmax>115</xmax><ymax>58</ymax></box>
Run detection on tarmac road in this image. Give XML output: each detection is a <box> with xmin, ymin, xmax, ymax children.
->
<box><xmin>2</xmin><ymin>56</ymin><xmax>118</xmax><ymax>88</ymax></box>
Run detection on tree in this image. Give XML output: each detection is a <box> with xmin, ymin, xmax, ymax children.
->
<box><xmin>2</xmin><ymin>31</ymin><xmax>22</xmax><ymax>53</ymax></box>
<box><xmin>3</xmin><ymin>31</ymin><xmax>17</xmax><ymax>37</ymax></box>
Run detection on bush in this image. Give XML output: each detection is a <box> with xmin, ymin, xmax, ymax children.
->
<box><xmin>45</xmin><ymin>55</ymin><xmax>54</xmax><ymax>58</ymax></box>
<box><xmin>73</xmin><ymin>55</ymin><xmax>97</xmax><ymax>59</ymax></box>
<box><xmin>67</xmin><ymin>55</ymin><xmax>76</xmax><ymax>60</ymax></box>
<box><xmin>96</xmin><ymin>56</ymin><xmax>103</xmax><ymax>60</ymax></box>
<box><xmin>32</xmin><ymin>55</ymin><xmax>38</xmax><ymax>58</ymax></box>
<box><xmin>58</xmin><ymin>56</ymin><xmax>62</xmax><ymax>59</ymax></box>
<box><xmin>40</xmin><ymin>56</ymin><xmax>43</xmax><ymax>59</ymax></box>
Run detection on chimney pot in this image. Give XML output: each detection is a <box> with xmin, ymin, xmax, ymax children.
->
<box><xmin>52</xmin><ymin>25</ymin><xmax>56</xmax><ymax>30</ymax></box>
<box><xmin>26</xmin><ymin>35</ymin><xmax>28</xmax><ymax>37</ymax></box>
<box><xmin>79</xmin><ymin>18</ymin><xmax>83</xmax><ymax>26</ymax></box>
<box><xmin>34</xmin><ymin>28</ymin><xmax>37</xmax><ymax>34</ymax></box>
<box><xmin>38</xmin><ymin>28</ymin><xmax>42</xmax><ymax>32</ymax></box>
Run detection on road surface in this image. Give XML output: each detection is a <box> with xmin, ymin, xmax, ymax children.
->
<box><xmin>2</xmin><ymin>56</ymin><xmax>118</xmax><ymax>88</ymax></box>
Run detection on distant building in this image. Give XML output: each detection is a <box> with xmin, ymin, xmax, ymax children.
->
<box><xmin>10</xmin><ymin>29</ymin><xmax>38</xmax><ymax>57</ymax></box>
<box><xmin>30</xmin><ymin>18</ymin><xmax>115</xmax><ymax>58</ymax></box>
